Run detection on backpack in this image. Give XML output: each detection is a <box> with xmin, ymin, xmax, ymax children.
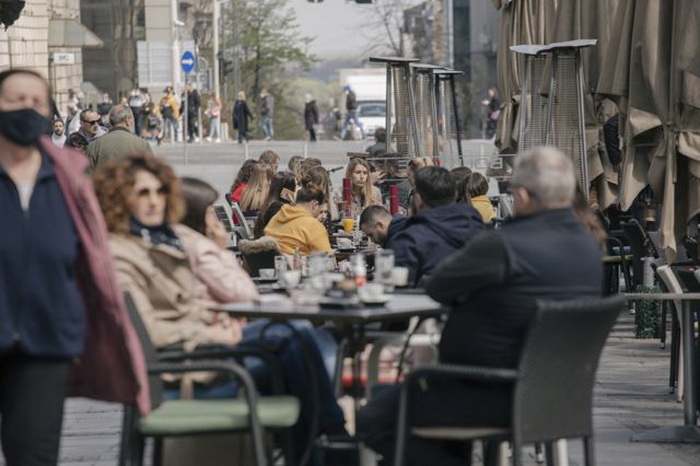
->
<box><xmin>147</xmin><ymin>114</ymin><xmax>159</xmax><ymax>129</ymax></box>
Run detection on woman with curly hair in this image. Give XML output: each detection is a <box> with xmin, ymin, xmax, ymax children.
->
<box><xmin>345</xmin><ymin>157</ymin><xmax>382</xmax><ymax>213</ymax></box>
<box><xmin>94</xmin><ymin>155</ymin><xmax>346</xmax><ymax>458</ymax></box>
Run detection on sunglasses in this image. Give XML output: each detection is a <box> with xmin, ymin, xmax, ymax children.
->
<box><xmin>82</xmin><ymin>119</ymin><xmax>100</xmax><ymax>125</ymax></box>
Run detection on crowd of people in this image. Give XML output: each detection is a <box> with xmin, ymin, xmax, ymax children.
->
<box><xmin>0</xmin><ymin>68</ymin><xmax>608</xmax><ymax>466</ymax></box>
<box><xmin>46</xmin><ymin>81</ymin><xmax>390</xmax><ymax>147</ymax></box>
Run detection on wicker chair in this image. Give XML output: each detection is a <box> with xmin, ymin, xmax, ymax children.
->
<box><xmin>393</xmin><ymin>296</ymin><xmax>624</xmax><ymax>466</ymax></box>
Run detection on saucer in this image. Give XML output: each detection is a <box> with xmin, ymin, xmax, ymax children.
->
<box><xmin>359</xmin><ymin>294</ymin><xmax>392</xmax><ymax>306</ymax></box>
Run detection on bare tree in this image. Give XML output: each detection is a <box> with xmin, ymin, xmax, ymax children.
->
<box><xmin>358</xmin><ymin>0</ymin><xmax>418</xmax><ymax>57</ymax></box>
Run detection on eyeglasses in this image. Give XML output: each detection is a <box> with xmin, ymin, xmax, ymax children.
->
<box><xmin>82</xmin><ymin>119</ymin><xmax>100</xmax><ymax>125</ymax></box>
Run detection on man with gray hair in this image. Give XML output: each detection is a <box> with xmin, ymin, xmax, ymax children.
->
<box><xmin>86</xmin><ymin>104</ymin><xmax>153</xmax><ymax>173</ymax></box>
<box><xmin>358</xmin><ymin>146</ymin><xmax>604</xmax><ymax>464</ymax></box>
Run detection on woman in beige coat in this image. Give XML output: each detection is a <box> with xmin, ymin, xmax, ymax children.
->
<box><xmin>94</xmin><ymin>155</ymin><xmax>347</xmax><ymax>459</ymax></box>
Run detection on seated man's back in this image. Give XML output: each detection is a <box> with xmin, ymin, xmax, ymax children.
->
<box><xmin>430</xmin><ymin>208</ymin><xmax>603</xmax><ymax>368</ymax></box>
<box><xmin>388</xmin><ymin>166</ymin><xmax>484</xmax><ymax>286</ymax></box>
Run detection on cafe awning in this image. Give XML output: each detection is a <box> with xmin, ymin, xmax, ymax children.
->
<box><xmin>48</xmin><ymin>18</ymin><xmax>103</xmax><ymax>48</ymax></box>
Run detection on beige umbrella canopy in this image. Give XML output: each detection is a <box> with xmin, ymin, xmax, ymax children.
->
<box><xmin>494</xmin><ymin>0</ymin><xmax>700</xmax><ymax>257</ymax></box>
<box><xmin>597</xmin><ymin>0</ymin><xmax>700</xmax><ymax>257</ymax></box>
<box><xmin>492</xmin><ymin>0</ymin><xmax>555</xmax><ymax>153</ymax></box>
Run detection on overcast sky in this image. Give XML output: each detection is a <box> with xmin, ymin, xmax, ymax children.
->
<box><xmin>291</xmin><ymin>0</ymin><xmax>418</xmax><ymax>60</ymax></box>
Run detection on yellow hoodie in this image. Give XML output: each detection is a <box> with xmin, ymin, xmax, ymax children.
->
<box><xmin>264</xmin><ymin>204</ymin><xmax>332</xmax><ymax>255</ymax></box>
<box><xmin>470</xmin><ymin>195</ymin><xmax>497</xmax><ymax>223</ymax></box>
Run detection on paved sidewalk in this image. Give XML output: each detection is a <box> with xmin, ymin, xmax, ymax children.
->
<box><xmin>1</xmin><ymin>312</ymin><xmax>698</xmax><ymax>465</ymax></box>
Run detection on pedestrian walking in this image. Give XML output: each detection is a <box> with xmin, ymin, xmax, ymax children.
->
<box><xmin>185</xmin><ymin>83</ymin><xmax>201</xmax><ymax>143</ymax></box>
<box><xmin>232</xmin><ymin>91</ymin><xmax>253</xmax><ymax>144</ymax></box>
<box><xmin>339</xmin><ymin>84</ymin><xmax>365</xmax><ymax>140</ymax></box>
<box><xmin>127</xmin><ymin>87</ymin><xmax>147</xmax><ymax>137</ymax></box>
<box><xmin>0</xmin><ymin>68</ymin><xmax>148</xmax><ymax>466</ymax></box>
<box><xmin>205</xmin><ymin>92</ymin><xmax>222</xmax><ymax>142</ymax></box>
<box><xmin>304</xmin><ymin>94</ymin><xmax>319</xmax><ymax>142</ymax></box>
<box><xmin>259</xmin><ymin>87</ymin><xmax>274</xmax><ymax>141</ymax></box>
<box><xmin>159</xmin><ymin>86</ymin><xmax>180</xmax><ymax>143</ymax></box>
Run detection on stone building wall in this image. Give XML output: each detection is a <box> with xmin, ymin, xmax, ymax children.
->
<box><xmin>0</xmin><ymin>0</ymin><xmax>85</xmax><ymax>119</ymax></box>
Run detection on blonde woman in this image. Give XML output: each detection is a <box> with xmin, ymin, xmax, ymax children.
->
<box><xmin>232</xmin><ymin>91</ymin><xmax>253</xmax><ymax>144</ymax></box>
<box><xmin>345</xmin><ymin>157</ymin><xmax>382</xmax><ymax>213</ymax></box>
<box><xmin>239</xmin><ymin>162</ymin><xmax>272</xmax><ymax>213</ymax></box>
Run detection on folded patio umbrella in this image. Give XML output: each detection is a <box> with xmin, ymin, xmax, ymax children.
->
<box><xmin>597</xmin><ymin>0</ymin><xmax>700</xmax><ymax>258</ymax></box>
<box><xmin>492</xmin><ymin>0</ymin><xmax>554</xmax><ymax>153</ymax></box>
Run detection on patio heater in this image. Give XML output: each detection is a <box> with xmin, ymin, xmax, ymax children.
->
<box><xmin>369</xmin><ymin>56</ymin><xmax>421</xmax><ymax>158</ymax></box>
<box><xmin>411</xmin><ymin>63</ymin><xmax>441</xmax><ymax>161</ymax></box>
<box><xmin>511</xmin><ymin>39</ymin><xmax>597</xmax><ymax>196</ymax></box>
<box><xmin>434</xmin><ymin>69</ymin><xmax>464</xmax><ymax>168</ymax></box>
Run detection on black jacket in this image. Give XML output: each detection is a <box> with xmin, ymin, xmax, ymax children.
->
<box><xmin>418</xmin><ymin>208</ymin><xmax>603</xmax><ymax>428</ymax></box>
<box><xmin>429</xmin><ymin>208</ymin><xmax>603</xmax><ymax>368</ymax></box>
<box><xmin>386</xmin><ymin>203</ymin><xmax>484</xmax><ymax>287</ymax></box>
<box><xmin>232</xmin><ymin>100</ymin><xmax>253</xmax><ymax>131</ymax></box>
<box><xmin>346</xmin><ymin>91</ymin><xmax>357</xmax><ymax>111</ymax></box>
<box><xmin>304</xmin><ymin>101</ymin><xmax>319</xmax><ymax>130</ymax></box>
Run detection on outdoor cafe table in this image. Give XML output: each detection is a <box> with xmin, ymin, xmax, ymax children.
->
<box><xmin>212</xmin><ymin>293</ymin><xmax>447</xmax><ymax>406</ymax></box>
<box><xmin>212</xmin><ymin>293</ymin><xmax>446</xmax><ymax>459</ymax></box>
<box><xmin>212</xmin><ymin>292</ymin><xmax>446</xmax><ymax>327</ymax></box>
<box><xmin>626</xmin><ymin>292</ymin><xmax>700</xmax><ymax>443</ymax></box>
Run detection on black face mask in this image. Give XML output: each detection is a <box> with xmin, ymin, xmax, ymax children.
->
<box><xmin>0</xmin><ymin>108</ymin><xmax>49</xmax><ymax>147</ymax></box>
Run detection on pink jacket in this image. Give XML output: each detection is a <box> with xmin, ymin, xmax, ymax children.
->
<box><xmin>42</xmin><ymin>137</ymin><xmax>150</xmax><ymax>415</ymax></box>
<box><xmin>173</xmin><ymin>224</ymin><xmax>259</xmax><ymax>303</ymax></box>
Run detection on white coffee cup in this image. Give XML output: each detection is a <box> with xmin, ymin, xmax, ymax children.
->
<box><xmin>259</xmin><ymin>268</ymin><xmax>275</xmax><ymax>279</ymax></box>
<box><xmin>390</xmin><ymin>267</ymin><xmax>409</xmax><ymax>286</ymax></box>
<box><xmin>337</xmin><ymin>238</ymin><xmax>353</xmax><ymax>249</ymax></box>
<box><xmin>282</xmin><ymin>270</ymin><xmax>302</xmax><ymax>288</ymax></box>
<box><xmin>360</xmin><ymin>283</ymin><xmax>385</xmax><ymax>301</ymax></box>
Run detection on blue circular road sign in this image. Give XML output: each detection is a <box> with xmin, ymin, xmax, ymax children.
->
<box><xmin>180</xmin><ymin>51</ymin><xmax>196</xmax><ymax>73</ymax></box>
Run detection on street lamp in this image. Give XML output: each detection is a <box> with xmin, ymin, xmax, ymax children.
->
<box><xmin>213</xmin><ymin>0</ymin><xmax>225</xmax><ymax>140</ymax></box>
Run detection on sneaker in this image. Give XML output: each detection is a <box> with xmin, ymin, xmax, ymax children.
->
<box><xmin>214</xmin><ymin>138</ymin><xmax>221</xmax><ymax>143</ymax></box>
<box><xmin>265</xmin><ymin>136</ymin><xmax>271</xmax><ymax>141</ymax></box>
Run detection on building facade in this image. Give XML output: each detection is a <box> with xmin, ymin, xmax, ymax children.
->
<box><xmin>404</xmin><ymin>0</ymin><xmax>499</xmax><ymax>138</ymax></box>
<box><xmin>0</xmin><ymin>0</ymin><xmax>103</xmax><ymax>118</ymax></box>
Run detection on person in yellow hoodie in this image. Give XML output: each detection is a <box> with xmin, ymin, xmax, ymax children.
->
<box><xmin>264</xmin><ymin>186</ymin><xmax>333</xmax><ymax>255</ymax></box>
<box><xmin>466</xmin><ymin>172</ymin><xmax>497</xmax><ymax>223</ymax></box>
<box><xmin>159</xmin><ymin>86</ymin><xmax>180</xmax><ymax>142</ymax></box>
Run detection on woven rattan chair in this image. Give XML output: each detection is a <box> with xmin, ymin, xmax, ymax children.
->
<box><xmin>393</xmin><ymin>296</ymin><xmax>624</xmax><ymax>466</ymax></box>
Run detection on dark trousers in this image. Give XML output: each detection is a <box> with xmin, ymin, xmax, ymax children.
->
<box><xmin>308</xmin><ymin>128</ymin><xmax>317</xmax><ymax>142</ymax></box>
<box><xmin>358</xmin><ymin>379</ymin><xmax>510</xmax><ymax>465</ymax></box>
<box><xmin>187</xmin><ymin>114</ymin><xmax>199</xmax><ymax>140</ymax></box>
<box><xmin>0</xmin><ymin>353</ymin><xmax>72</xmax><ymax>466</ymax></box>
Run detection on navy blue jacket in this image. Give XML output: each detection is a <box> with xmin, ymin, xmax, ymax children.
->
<box><xmin>0</xmin><ymin>153</ymin><xmax>85</xmax><ymax>357</ymax></box>
<box><xmin>386</xmin><ymin>203</ymin><xmax>484</xmax><ymax>287</ymax></box>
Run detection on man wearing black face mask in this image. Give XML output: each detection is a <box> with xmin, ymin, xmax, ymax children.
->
<box><xmin>0</xmin><ymin>69</ymin><xmax>147</xmax><ymax>466</ymax></box>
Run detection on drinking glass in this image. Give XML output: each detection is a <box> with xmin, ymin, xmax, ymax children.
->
<box><xmin>274</xmin><ymin>255</ymin><xmax>288</xmax><ymax>279</ymax></box>
<box><xmin>375</xmin><ymin>249</ymin><xmax>395</xmax><ymax>284</ymax></box>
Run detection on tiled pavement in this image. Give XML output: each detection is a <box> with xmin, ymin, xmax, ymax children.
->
<box><xmin>2</xmin><ymin>312</ymin><xmax>700</xmax><ymax>465</ymax></box>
